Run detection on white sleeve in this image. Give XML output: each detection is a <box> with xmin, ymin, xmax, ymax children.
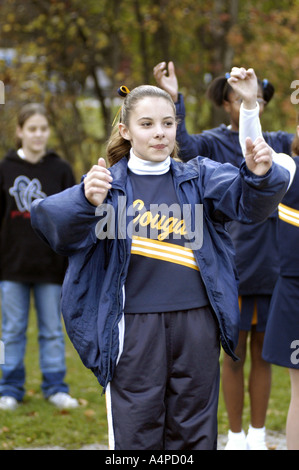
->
<box><xmin>239</xmin><ymin>102</ymin><xmax>262</xmax><ymax>156</ymax></box>
<box><xmin>239</xmin><ymin>102</ymin><xmax>296</xmax><ymax>189</ymax></box>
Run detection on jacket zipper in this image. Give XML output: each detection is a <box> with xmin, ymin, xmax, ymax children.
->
<box><xmin>103</xmin><ymin>188</ymin><xmax>130</xmax><ymax>393</ymax></box>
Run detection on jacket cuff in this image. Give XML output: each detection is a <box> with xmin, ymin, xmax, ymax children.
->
<box><xmin>239</xmin><ymin>160</ymin><xmax>272</xmax><ymax>186</ymax></box>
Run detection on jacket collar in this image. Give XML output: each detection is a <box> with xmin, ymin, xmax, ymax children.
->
<box><xmin>110</xmin><ymin>155</ymin><xmax>200</xmax><ymax>190</ymax></box>
<box><xmin>110</xmin><ymin>156</ymin><xmax>130</xmax><ymax>191</ymax></box>
<box><xmin>170</xmin><ymin>157</ymin><xmax>200</xmax><ymax>184</ymax></box>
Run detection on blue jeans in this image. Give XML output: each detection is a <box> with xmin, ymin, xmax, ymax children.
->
<box><xmin>0</xmin><ymin>281</ymin><xmax>68</xmax><ymax>401</ymax></box>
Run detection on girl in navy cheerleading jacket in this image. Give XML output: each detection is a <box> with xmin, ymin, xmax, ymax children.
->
<box><xmin>154</xmin><ymin>61</ymin><xmax>293</xmax><ymax>450</ymax></box>
<box><xmin>230</xmin><ymin>67</ymin><xmax>298</xmax><ymax>450</ymax></box>
<box><xmin>31</xmin><ymin>84</ymin><xmax>291</xmax><ymax>450</ymax></box>
<box><xmin>262</xmin><ymin>122</ymin><xmax>299</xmax><ymax>450</ymax></box>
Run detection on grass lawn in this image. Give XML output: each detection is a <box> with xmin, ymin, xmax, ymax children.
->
<box><xmin>0</xmin><ymin>306</ymin><xmax>291</xmax><ymax>450</ymax></box>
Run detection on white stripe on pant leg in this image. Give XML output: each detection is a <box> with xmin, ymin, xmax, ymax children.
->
<box><xmin>105</xmin><ymin>383</ymin><xmax>115</xmax><ymax>450</ymax></box>
<box><xmin>116</xmin><ymin>311</ymin><xmax>125</xmax><ymax>365</ymax></box>
<box><xmin>106</xmin><ymin>287</ymin><xmax>125</xmax><ymax>450</ymax></box>
<box><xmin>117</xmin><ymin>286</ymin><xmax>126</xmax><ymax>365</ymax></box>
<box><xmin>105</xmin><ymin>312</ymin><xmax>124</xmax><ymax>452</ymax></box>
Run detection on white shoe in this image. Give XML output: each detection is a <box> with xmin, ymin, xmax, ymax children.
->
<box><xmin>225</xmin><ymin>429</ymin><xmax>248</xmax><ymax>450</ymax></box>
<box><xmin>0</xmin><ymin>396</ymin><xmax>18</xmax><ymax>410</ymax></box>
<box><xmin>246</xmin><ymin>425</ymin><xmax>268</xmax><ymax>450</ymax></box>
<box><xmin>48</xmin><ymin>392</ymin><xmax>79</xmax><ymax>409</ymax></box>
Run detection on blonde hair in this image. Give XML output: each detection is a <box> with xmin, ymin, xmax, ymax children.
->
<box><xmin>106</xmin><ymin>85</ymin><xmax>179</xmax><ymax>166</ymax></box>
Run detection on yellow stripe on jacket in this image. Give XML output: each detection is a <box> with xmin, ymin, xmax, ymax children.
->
<box><xmin>131</xmin><ymin>235</ymin><xmax>199</xmax><ymax>271</ymax></box>
<box><xmin>278</xmin><ymin>203</ymin><xmax>299</xmax><ymax>228</ymax></box>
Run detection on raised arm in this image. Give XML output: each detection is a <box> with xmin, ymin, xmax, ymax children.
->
<box><xmin>153</xmin><ymin>61</ymin><xmax>215</xmax><ymax>161</ymax></box>
<box><xmin>228</xmin><ymin>67</ymin><xmax>262</xmax><ymax>155</ymax></box>
<box><xmin>228</xmin><ymin>66</ymin><xmax>296</xmax><ymax>186</ymax></box>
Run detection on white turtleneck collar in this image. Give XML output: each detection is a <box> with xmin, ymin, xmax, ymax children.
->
<box><xmin>127</xmin><ymin>148</ymin><xmax>171</xmax><ymax>175</ymax></box>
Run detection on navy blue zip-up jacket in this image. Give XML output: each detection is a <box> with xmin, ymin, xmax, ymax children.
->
<box><xmin>31</xmin><ymin>155</ymin><xmax>290</xmax><ymax>390</ymax></box>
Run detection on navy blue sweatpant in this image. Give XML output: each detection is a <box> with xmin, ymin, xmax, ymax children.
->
<box><xmin>106</xmin><ymin>307</ymin><xmax>220</xmax><ymax>450</ymax></box>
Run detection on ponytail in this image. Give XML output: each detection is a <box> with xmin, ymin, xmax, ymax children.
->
<box><xmin>258</xmin><ymin>78</ymin><xmax>275</xmax><ymax>104</ymax></box>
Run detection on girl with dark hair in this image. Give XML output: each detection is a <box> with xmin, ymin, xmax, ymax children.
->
<box><xmin>154</xmin><ymin>61</ymin><xmax>293</xmax><ymax>450</ymax></box>
<box><xmin>30</xmin><ymin>84</ymin><xmax>292</xmax><ymax>450</ymax></box>
<box><xmin>262</xmin><ymin>116</ymin><xmax>299</xmax><ymax>450</ymax></box>
<box><xmin>0</xmin><ymin>103</ymin><xmax>77</xmax><ymax>410</ymax></box>
<box><xmin>231</xmin><ymin>68</ymin><xmax>299</xmax><ymax>450</ymax></box>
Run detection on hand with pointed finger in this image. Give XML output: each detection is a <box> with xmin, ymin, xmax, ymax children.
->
<box><xmin>245</xmin><ymin>136</ymin><xmax>272</xmax><ymax>176</ymax></box>
<box><xmin>153</xmin><ymin>61</ymin><xmax>179</xmax><ymax>102</ymax></box>
<box><xmin>84</xmin><ymin>157</ymin><xmax>113</xmax><ymax>207</ymax></box>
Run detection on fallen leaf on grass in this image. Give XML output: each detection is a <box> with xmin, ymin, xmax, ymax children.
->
<box><xmin>78</xmin><ymin>398</ymin><xmax>88</xmax><ymax>407</ymax></box>
<box><xmin>0</xmin><ymin>426</ymin><xmax>10</xmax><ymax>433</ymax></box>
<box><xmin>58</xmin><ymin>409</ymin><xmax>70</xmax><ymax>415</ymax></box>
<box><xmin>84</xmin><ymin>409</ymin><xmax>96</xmax><ymax>418</ymax></box>
<box><xmin>26</xmin><ymin>411</ymin><xmax>39</xmax><ymax>417</ymax></box>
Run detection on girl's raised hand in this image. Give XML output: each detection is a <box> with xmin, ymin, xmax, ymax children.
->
<box><xmin>244</xmin><ymin>136</ymin><xmax>272</xmax><ymax>176</ymax></box>
<box><xmin>153</xmin><ymin>61</ymin><xmax>179</xmax><ymax>102</ymax></box>
<box><xmin>84</xmin><ymin>157</ymin><xmax>113</xmax><ymax>207</ymax></box>
<box><xmin>228</xmin><ymin>67</ymin><xmax>258</xmax><ymax>109</ymax></box>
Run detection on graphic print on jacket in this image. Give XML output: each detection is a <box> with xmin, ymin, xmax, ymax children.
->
<box><xmin>124</xmin><ymin>170</ymin><xmax>209</xmax><ymax>313</ymax></box>
<box><xmin>9</xmin><ymin>175</ymin><xmax>46</xmax><ymax>213</ymax></box>
<box><xmin>131</xmin><ymin>197</ymin><xmax>199</xmax><ymax>272</ymax></box>
<box><xmin>0</xmin><ymin>149</ymin><xmax>76</xmax><ymax>284</ymax></box>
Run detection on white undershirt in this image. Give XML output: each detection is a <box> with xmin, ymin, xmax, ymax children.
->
<box><xmin>127</xmin><ymin>148</ymin><xmax>171</xmax><ymax>175</ymax></box>
<box><xmin>239</xmin><ymin>103</ymin><xmax>296</xmax><ymax>188</ymax></box>
<box><xmin>17</xmin><ymin>148</ymin><xmax>26</xmax><ymax>159</ymax></box>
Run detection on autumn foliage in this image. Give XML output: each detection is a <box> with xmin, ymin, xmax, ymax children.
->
<box><xmin>0</xmin><ymin>0</ymin><xmax>298</xmax><ymax>178</ymax></box>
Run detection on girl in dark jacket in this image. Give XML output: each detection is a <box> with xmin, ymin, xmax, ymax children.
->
<box><xmin>31</xmin><ymin>83</ymin><xmax>291</xmax><ymax>450</ymax></box>
<box><xmin>262</xmin><ymin>117</ymin><xmax>299</xmax><ymax>450</ymax></box>
<box><xmin>230</xmin><ymin>67</ymin><xmax>299</xmax><ymax>450</ymax></box>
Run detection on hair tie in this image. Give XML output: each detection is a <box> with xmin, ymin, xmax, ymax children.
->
<box><xmin>225</xmin><ymin>72</ymin><xmax>231</xmax><ymax>79</ymax></box>
<box><xmin>117</xmin><ymin>85</ymin><xmax>130</xmax><ymax>98</ymax></box>
<box><xmin>112</xmin><ymin>85</ymin><xmax>131</xmax><ymax>126</ymax></box>
<box><xmin>262</xmin><ymin>79</ymin><xmax>268</xmax><ymax>88</ymax></box>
